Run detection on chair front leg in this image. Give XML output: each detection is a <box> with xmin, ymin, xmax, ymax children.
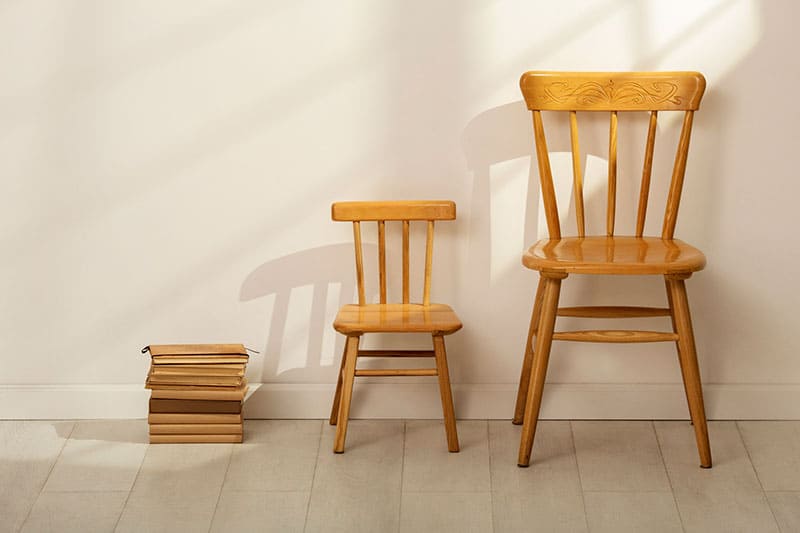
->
<box><xmin>667</xmin><ymin>274</ymin><xmax>712</xmax><ymax>468</ymax></box>
<box><xmin>513</xmin><ymin>276</ymin><xmax>546</xmax><ymax>425</ymax></box>
<box><xmin>333</xmin><ymin>335</ymin><xmax>360</xmax><ymax>453</ymax></box>
<box><xmin>433</xmin><ymin>334</ymin><xmax>459</xmax><ymax>452</ymax></box>
<box><xmin>518</xmin><ymin>273</ymin><xmax>565</xmax><ymax>467</ymax></box>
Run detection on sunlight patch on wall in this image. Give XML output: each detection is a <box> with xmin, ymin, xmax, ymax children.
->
<box><xmin>640</xmin><ymin>0</ymin><xmax>761</xmax><ymax>79</ymax></box>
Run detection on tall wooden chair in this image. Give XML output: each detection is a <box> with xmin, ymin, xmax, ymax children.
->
<box><xmin>329</xmin><ymin>201</ymin><xmax>461</xmax><ymax>453</ymax></box>
<box><xmin>513</xmin><ymin>72</ymin><xmax>712</xmax><ymax>468</ymax></box>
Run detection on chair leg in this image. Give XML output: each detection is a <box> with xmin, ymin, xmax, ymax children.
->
<box><xmin>664</xmin><ymin>278</ymin><xmax>692</xmax><ymax>423</ymax></box>
<box><xmin>513</xmin><ymin>276</ymin><xmax>546</xmax><ymax>425</ymax></box>
<box><xmin>333</xmin><ymin>335</ymin><xmax>360</xmax><ymax>453</ymax></box>
<box><xmin>433</xmin><ymin>334</ymin><xmax>460</xmax><ymax>452</ymax></box>
<box><xmin>518</xmin><ymin>273</ymin><xmax>565</xmax><ymax>467</ymax></box>
<box><xmin>667</xmin><ymin>275</ymin><xmax>712</xmax><ymax>468</ymax></box>
<box><xmin>329</xmin><ymin>342</ymin><xmax>348</xmax><ymax>425</ymax></box>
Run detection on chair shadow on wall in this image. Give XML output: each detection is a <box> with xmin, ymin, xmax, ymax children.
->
<box><xmin>240</xmin><ymin>243</ymin><xmax>377</xmax><ymax>386</ymax></box>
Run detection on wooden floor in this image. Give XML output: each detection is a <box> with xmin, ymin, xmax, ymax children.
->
<box><xmin>2</xmin><ymin>419</ymin><xmax>799</xmax><ymax>532</ymax></box>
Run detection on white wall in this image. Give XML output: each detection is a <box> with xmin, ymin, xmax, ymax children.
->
<box><xmin>2</xmin><ymin>0</ymin><xmax>799</xmax><ymax>419</ymax></box>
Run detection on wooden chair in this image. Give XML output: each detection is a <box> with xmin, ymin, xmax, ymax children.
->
<box><xmin>513</xmin><ymin>72</ymin><xmax>712</xmax><ymax>468</ymax></box>
<box><xmin>329</xmin><ymin>201</ymin><xmax>461</xmax><ymax>453</ymax></box>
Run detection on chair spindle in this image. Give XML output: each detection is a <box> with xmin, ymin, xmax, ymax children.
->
<box><xmin>532</xmin><ymin>111</ymin><xmax>561</xmax><ymax>239</ymax></box>
<box><xmin>353</xmin><ymin>221</ymin><xmax>365</xmax><ymax>305</ymax></box>
<box><xmin>636</xmin><ymin>111</ymin><xmax>659</xmax><ymax>237</ymax></box>
<box><xmin>378</xmin><ymin>220</ymin><xmax>387</xmax><ymax>304</ymax></box>
<box><xmin>607</xmin><ymin>111</ymin><xmax>618</xmax><ymax>236</ymax></box>
<box><xmin>423</xmin><ymin>220</ymin><xmax>434</xmax><ymax>306</ymax></box>
<box><xmin>569</xmin><ymin>111</ymin><xmax>586</xmax><ymax>237</ymax></box>
<box><xmin>402</xmin><ymin>220</ymin><xmax>410</xmax><ymax>303</ymax></box>
<box><xmin>662</xmin><ymin>111</ymin><xmax>695</xmax><ymax>239</ymax></box>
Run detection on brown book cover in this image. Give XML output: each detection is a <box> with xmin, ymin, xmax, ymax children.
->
<box><xmin>149</xmin><ymin>364</ymin><xmax>246</xmax><ymax>377</ymax></box>
<box><xmin>144</xmin><ymin>344</ymin><xmax>247</xmax><ymax>356</ymax></box>
<box><xmin>149</xmin><ymin>433</ymin><xmax>243</xmax><ymax>444</ymax></box>
<box><xmin>149</xmin><ymin>383</ymin><xmax>248</xmax><ymax>401</ymax></box>
<box><xmin>149</xmin><ymin>423</ymin><xmax>242</xmax><ymax>435</ymax></box>
<box><xmin>151</xmin><ymin>355</ymin><xmax>248</xmax><ymax>365</ymax></box>
<box><xmin>148</xmin><ymin>413</ymin><xmax>243</xmax><ymax>424</ymax></box>
<box><xmin>149</xmin><ymin>398</ymin><xmax>242</xmax><ymax>414</ymax></box>
<box><xmin>146</xmin><ymin>374</ymin><xmax>244</xmax><ymax>387</ymax></box>
<box><xmin>146</xmin><ymin>378</ymin><xmax>247</xmax><ymax>392</ymax></box>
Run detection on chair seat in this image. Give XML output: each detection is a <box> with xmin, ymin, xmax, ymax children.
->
<box><xmin>522</xmin><ymin>236</ymin><xmax>706</xmax><ymax>275</ymax></box>
<box><xmin>333</xmin><ymin>303</ymin><xmax>462</xmax><ymax>335</ymax></box>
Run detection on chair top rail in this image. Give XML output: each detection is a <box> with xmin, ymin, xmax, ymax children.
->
<box><xmin>332</xmin><ymin>200</ymin><xmax>456</xmax><ymax>221</ymax></box>
<box><xmin>520</xmin><ymin>71</ymin><xmax>705</xmax><ymax>112</ymax></box>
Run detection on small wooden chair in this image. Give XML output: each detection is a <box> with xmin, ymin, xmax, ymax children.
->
<box><xmin>329</xmin><ymin>201</ymin><xmax>461</xmax><ymax>453</ymax></box>
<box><xmin>514</xmin><ymin>72</ymin><xmax>712</xmax><ymax>468</ymax></box>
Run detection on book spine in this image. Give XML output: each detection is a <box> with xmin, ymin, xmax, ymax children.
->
<box><xmin>148</xmin><ymin>399</ymin><xmax>242</xmax><ymax>414</ymax></box>
<box><xmin>149</xmin><ymin>423</ymin><xmax>243</xmax><ymax>435</ymax></box>
<box><xmin>148</xmin><ymin>413</ymin><xmax>243</xmax><ymax>424</ymax></box>
<box><xmin>149</xmin><ymin>434</ymin><xmax>243</xmax><ymax>444</ymax></box>
<box><xmin>147</xmin><ymin>344</ymin><xmax>247</xmax><ymax>356</ymax></box>
<box><xmin>149</xmin><ymin>386</ymin><xmax>248</xmax><ymax>401</ymax></box>
<box><xmin>146</xmin><ymin>377</ymin><xmax>244</xmax><ymax>387</ymax></box>
<box><xmin>151</xmin><ymin>357</ymin><xmax>248</xmax><ymax>365</ymax></box>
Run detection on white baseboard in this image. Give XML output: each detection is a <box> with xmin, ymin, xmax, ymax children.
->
<box><xmin>2</xmin><ymin>383</ymin><xmax>799</xmax><ymax>420</ymax></box>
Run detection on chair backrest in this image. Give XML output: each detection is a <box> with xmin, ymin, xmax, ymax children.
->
<box><xmin>519</xmin><ymin>71</ymin><xmax>706</xmax><ymax>240</ymax></box>
<box><xmin>331</xmin><ymin>200</ymin><xmax>456</xmax><ymax>306</ymax></box>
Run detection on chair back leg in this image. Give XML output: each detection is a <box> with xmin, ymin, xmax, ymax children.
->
<box><xmin>518</xmin><ymin>273</ymin><xmax>566</xmax><ymax>467</ymax></box>
<box><xmin>667</xmin><ymin>275</ymin><xmax>712</xmax><ymax>468</ymax></box>
<box><xmin>329</xmin><ymin>343</ymin><xmax>349</xmax><ymax>425</ymax></box>
<box><xmin>664</xmin><ymin>278</ymin><xmax>692</xmax><ymax>421</ymax></box>
<box><xmin>433</xmin><ymin>334</ymin><xmax>460</xmax><ymax>452</ymax></box>
<box><xmin>333</xmin><ymin>335</ymin><xmax>360</xmax><ymax>453</ymax></box>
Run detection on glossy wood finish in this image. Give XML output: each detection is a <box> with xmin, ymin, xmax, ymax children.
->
<box><xmin>636</xmin><ymin>111</ymin><xmax>659</xmax><ymax>237</ymax></box>
<box><xmin>433</xmin><ymin>334</ymin><xmax>460</xmax><ymax>452</ymax></box>
<box><xmin>523</xmin><ymin>237</ymin><xmax>706</xmax><ymax>275</ymax></box>
<box><xmin>532</xmin><ymin>110</ymin><xmax>561</xmax><ymax>239</ymax></box>
<box><xmin>378</xmin><ymin>220</ymin><xmax>387</xmax><ymax>304</ymax></box>
<box><xmin>329</xmin><ymin>343</ymin><xmax>348</xmax><ymax>425</ymax></box>
<box><xmin>353</xmin><ymin>222</ymin><xmax>366</xmax><ymax>305</ymax></box>
<box><xmin>354</xmin><ymin>368</ymin><xmax>438</xmax><ymax>377</ymax></box>
<box><xmin>662</xmin><ymin>111</ymin><xmax>695</xmax><ymax>239</ymax></box>
<box><xmin>551</xmin><ymin>330</ymin><xmax>679</xmax><ymax>343</ymax></box>
<box><xmin>515</xmin><ymin>71</ymin><xmax>711</xmax><ymax>469</ymax></box>
<box><xmin>569</xmin><ymin>112</ymin><xmax>586</xmax><ymax>237</ymax></box>
<box><xmin>512</xmin><ymin>277</ymin><xmax>545</xmax><ymax>425</ymax></box>
<box><xmin>333</xmin><ymin>335</ymin><xmax>359</xmax><ymax>453</ymax></box>
<box><xmin>667</xmin><ymin>275</ymin><xmax>712</xmax><ymax>467</ymax></box>
<box><xmin>557</xmin><ymin>306</ymin><xmax>670</xmax><ymax>318</ymax></box>
<box><xmin>332</xmin><ymin>200</ymin><xmax>456</xmax><ymax>221</ymax></box>
<box><xmin>519</xmin><ymin>71</ymin><xmax>706</xmax><ymax>111</ymax></box>
<box><xmin>329</xmin><ymin>200</ymin><xmax>461</xmax><ymax>453</ymax></box>
<box><xmin>518</xmin><ymin>274</ymin><xmax>564</xmax><ymax>467</ymax></box>
<box><xmin>333</xmin><ymin>304</ymin><xmax>462</xmax><ymax>335</ymax></box>
<box><xmin>423</xmin><ymin>221</ymin><xmax>434</xmax><ymax>306</ymax></box>
<box><xmin>402</xmin><ymin>220</ymin><xmax>410</xmax><ymax>303</ymax></box>
<box><xmin>356</xmin><ymin>350</ymin><xmax>435</xmax><ymax>357</ymax></box>
<box><xmin>521</xmin><ymin>72</ymin><xmax>705</xmax><ymax>241</ymax></box>
<box><xmin>607</xmin><ymin>111</ymin><xmax>618</xmax><ymax>236</ymax></box>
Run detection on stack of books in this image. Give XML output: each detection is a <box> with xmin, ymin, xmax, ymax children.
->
<box><xmin>142</xmin><ymin>344</ymin><xmax>249</xmax><ymax>443</ymax></box>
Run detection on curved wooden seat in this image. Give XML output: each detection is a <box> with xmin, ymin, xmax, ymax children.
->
<box><xmin>334</xmin><ymin>303</ymin><xmax>462</xmax><ymax>335</ymax></box>
<box><xmin>523</xmin><ymin>236</ymin><xmax>706</xmax><ymax>275</ymax></box>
